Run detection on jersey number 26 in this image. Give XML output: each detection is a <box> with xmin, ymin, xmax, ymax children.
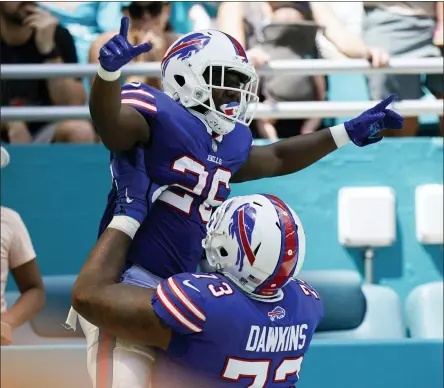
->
<box><xmin>159</xmin><ymin>155</ymin><xmax>232</xmax><ymax>223</ymax></box>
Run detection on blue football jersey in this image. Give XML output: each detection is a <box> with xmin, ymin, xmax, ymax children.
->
<box><xmin>98</xmin><ymin>83</ymin><xmax>253</xmax><ymax>278</ymax></box>
<box><xmin>151</xmin><ymin>273</ymin><xmax>324</xmax><ymax>388</ymax></box>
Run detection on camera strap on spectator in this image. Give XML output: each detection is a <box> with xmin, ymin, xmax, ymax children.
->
<box><xmin>260</xmin><ymin>22</ymin><xmax>320</xmax><ymax>103</ymax></box>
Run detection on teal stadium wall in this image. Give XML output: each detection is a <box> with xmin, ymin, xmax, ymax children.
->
<box><xmin>2</xmin><ymin>139</ymin><xmax>443</xmax><ymax>388</ymax></box>
<box><xmin>2</xmin><ymin>138</ymin><xmax>443</xmax><ymax>301</ymax></box>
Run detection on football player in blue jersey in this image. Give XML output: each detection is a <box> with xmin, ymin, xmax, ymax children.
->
<box><xmin>72</xmin><ymin>146</ymin><xmax>324</xmax><ymax>388</ymax></box>
<box><xmin>71</xmin><ymin>15</ymin><xmax>403</xmax><ymax>387</ymax></box>
<box><xmin>88</xmin><ymin>16</ymin><xmax>404</xmax><ymax>281</ymax></box>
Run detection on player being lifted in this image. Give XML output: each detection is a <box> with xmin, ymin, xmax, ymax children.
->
<box><xmin>88</xmin><ymin>16</ymin><xmax>404</xmax><ymax>283</ymax></box>
<box><xmin>69</xmin><ymin>16</ymin><xmax>403</xmax><ymax>388</ymax></box>
<box><xmin>72</xmin><ymin>146</ymin><xmax>324</xmax><ymax>388</ymax></box>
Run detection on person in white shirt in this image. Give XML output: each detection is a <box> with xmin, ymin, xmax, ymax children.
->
<box><xmin>1</xmin><ymin>146</ymin><xmax>45</xmax><ymax>346</ymax></box>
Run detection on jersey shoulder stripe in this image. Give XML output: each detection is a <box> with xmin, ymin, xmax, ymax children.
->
<box><xmin>121</xmin><ymin>83</ymin><xmax>157</xmax><ymax>116</ymax></box>
<box><xmin>153</xmin><ymin>274</ymin><xmax>208</xmax><ymax>335</ymax></box>
<box><xmin>166</xmin><ymin>277</ymin><xmax>206</xmax><ymax>322</ymax></box>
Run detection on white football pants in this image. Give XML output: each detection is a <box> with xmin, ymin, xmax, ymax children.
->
<box><xmin>66</xmin><ymin>265</ymin><xmax>163</xmax><ymax>388</ymax></box>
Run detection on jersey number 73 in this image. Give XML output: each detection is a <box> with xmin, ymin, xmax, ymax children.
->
<box><xmin>222</xmin><ymin>356</ymin><xmax>303</xmax><ymax>387</ymax></box>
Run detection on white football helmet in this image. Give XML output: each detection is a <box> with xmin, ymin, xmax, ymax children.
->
<box><xmin>161</xmin><ymin>30</ymin><xmax>259</xmax><ymax>136</ymax></box>
<box><xmin>202</xmin><ymin>194</ymin><xmax>306</xmax><ymax>303</ymax></box>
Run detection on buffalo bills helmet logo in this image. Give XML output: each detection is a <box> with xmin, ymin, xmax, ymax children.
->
<box><xmin>161</xmin><ymin>33</ymin><xmax>211</xmax><ymax>76</ymax></box>
<box><xmin>268</xmin><ymin>306</ymin><xmax>286</xmax><ymax>322</ymax></box>
<box><xmin>221</xmin><ymin>32</ymin><xmax>248</xmax><ymax>63</ymax></box>
<box><xmin>228</xmin><ymin>203</ymin><xmax>257</xmax><ymax>271</ymax></box>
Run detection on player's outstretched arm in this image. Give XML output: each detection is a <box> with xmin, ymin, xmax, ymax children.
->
<box><xmin>72</xmin><ymin>227</ymin><xmax>171</xmax><ymax>348</ymax></box>
<box><xmin>232</xmin><ymin>95</ymin><xmax>404</xmax><ymax>183</ymax></box>
<box><xmin>89</xmin><ymin>16</ymin><xmax>152</xmax><ymax>151</ymax></box>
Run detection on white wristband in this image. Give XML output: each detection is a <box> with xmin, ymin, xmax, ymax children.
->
<box><xmin>329</xmin><ymin>124</ymin><xmax>351</xmax><ymax>148</ymax></box>
<box><xmin>107</xmin><ymin>216</ymin><xmax>140</xmax><ymax>239</ymax></box>
<box><xmin>97</xmin><ymin>64</ymin><xmax>122</xmax><ymax>82</ymax></box>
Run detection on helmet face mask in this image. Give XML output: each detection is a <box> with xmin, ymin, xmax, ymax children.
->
<box><xmin>201</xmin><ymin>195</ymin><xmax>307</xmax><ymax>303</ymax></box>
<box><xmin>161</xmin><ymin>30</ymin><xmax>259</xmax><ymax>135</ymax></box>
<box><xmin>196</xmin><ymin>64</ymin><xmax>259</xmax><ymax>129</ymax></box>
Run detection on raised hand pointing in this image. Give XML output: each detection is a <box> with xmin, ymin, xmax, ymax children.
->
<box><xmin>99</xmin><ymin>16</ymin><xmax>153</xmax><ymax>74</ymax></box>
<box><xmin>343</xmin><ymin>94</ymin><xmax>404</xmax><ymax>147</ymax></box>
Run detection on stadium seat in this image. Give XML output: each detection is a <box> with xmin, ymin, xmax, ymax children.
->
<box><xmin>301</xmin><ymin>270</ymin><xmax>405</xmax><ymax>339</ymax></box>
<box><xmin>6</xmin><ymin>271</ymin><xmax>407</xmax><ymax>345</ymax></box>
<box><xmin>301</xmin><ymin>270</ymin><xmax>366</xmax><ymax>331</ymax></box>
<box><xmin>4</xmin><ymin>275</ymin><xmax>85</xmax><ymax>346</ymax></box>
<box><xmin>405</xmin><ymin>282</ymin><xmax>444</xmax><ymax>339</ymax></box>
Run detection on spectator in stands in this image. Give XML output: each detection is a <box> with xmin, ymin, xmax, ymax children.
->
<box><xmin>170</xmin><ymin>2</ymin><xmax>213</xmax><ymax>32</ymax></box>
<box><xmin>194</xmin><ymin>2</ymin><xmax>220</xmax><ymax>29</ymax></box>
<box><xmin>188</xmin><ymin>2</ymin><xmax>213</xmax><ymax>31</ymax></box>
<box><xmin>38</xmin><ymin>2</ymin><xmax>124</xmax><ymax>64</ymax></box>
<box><xmin>310</xmin><ymin>2</ymin><xmax>389</xmax><ymax>67</ymax></box>
<box><xmin>171</xmin><ymin>2</ymin><xmax>220</xmax><ymax>32</ymax></box>
<box><xmin>89</xmin><ymin>2</ymin><xmax>179</xmax><ymax>89</ymax></box>
<box><xmin>0</xmin><ymin>2</ymin><xmax>95</xmax><ymax>144</ymax></box>
<box><xmin>217</xmin><ymin>2</ymin><xmax>271</xmax><ymax>70</ymax></box>
<box><xmin>362</xmin><ymin>1</ymin><xmax>443</xmax><ymax>137</ymax></box>
<box><xmin>218</xmin><ymin>2</ymin><xmax>325</xmax><ymax>140</ymax></box>
<box><xmin>1</xmin><ymin>147</ymin><xmax>45</xmax><ymax>346</ymax></box>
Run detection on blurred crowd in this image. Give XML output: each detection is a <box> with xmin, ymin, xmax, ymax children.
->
<box><xmin>0</xmin><ymin>1</ymin><xmax>443</xmax><ymax>146</ymax></box>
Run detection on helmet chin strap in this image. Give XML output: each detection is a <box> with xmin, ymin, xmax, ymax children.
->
<box><xmin>204</xmin><ymin>95</ymin><xmax>237</xmax><ymax>135</ymax></box>
<box><xmin>189</xmin><ymin>101</ymin><xmax>237</xmax><ymax>136</ymax></box>
<box><xmin>204</xmin><ymin>110</ymin><xmax>236</xmax><ymax>135</ymax></box>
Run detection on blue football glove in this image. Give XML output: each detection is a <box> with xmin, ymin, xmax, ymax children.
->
<box><xmin>111</xmin><ymin>146</ymin><xmax>149</xmax><ymax>225</ymax></box>
<box><xmin>99</xmin><ymin>16</ymin><xmax>152</xmax><ymax>72</ymax></box>
<box><xmin>344</xmin><ymin>94</ymin><xmax>404</xmax><ymax>147</ymax></box>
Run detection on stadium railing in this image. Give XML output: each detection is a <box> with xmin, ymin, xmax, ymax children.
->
<box><xmin>1</xmin><ymin>58</ymin><xmax>443</xmax><ymax>121</ymax></box>
<box><xmin>2</xmin><ymin>100</ymin><xmax>442</xmax><ymax>122</ymax></box>
<box><xmin>2</xmin><ymin>58</ymin><xmax>443</xmax><ymax>79</ymax></box>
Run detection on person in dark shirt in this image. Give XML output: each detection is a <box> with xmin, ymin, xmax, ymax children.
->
<box><xmin>0</xmin><ymin>1</ymin><xmax>95</xmax><ymax>144</ymax></box>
